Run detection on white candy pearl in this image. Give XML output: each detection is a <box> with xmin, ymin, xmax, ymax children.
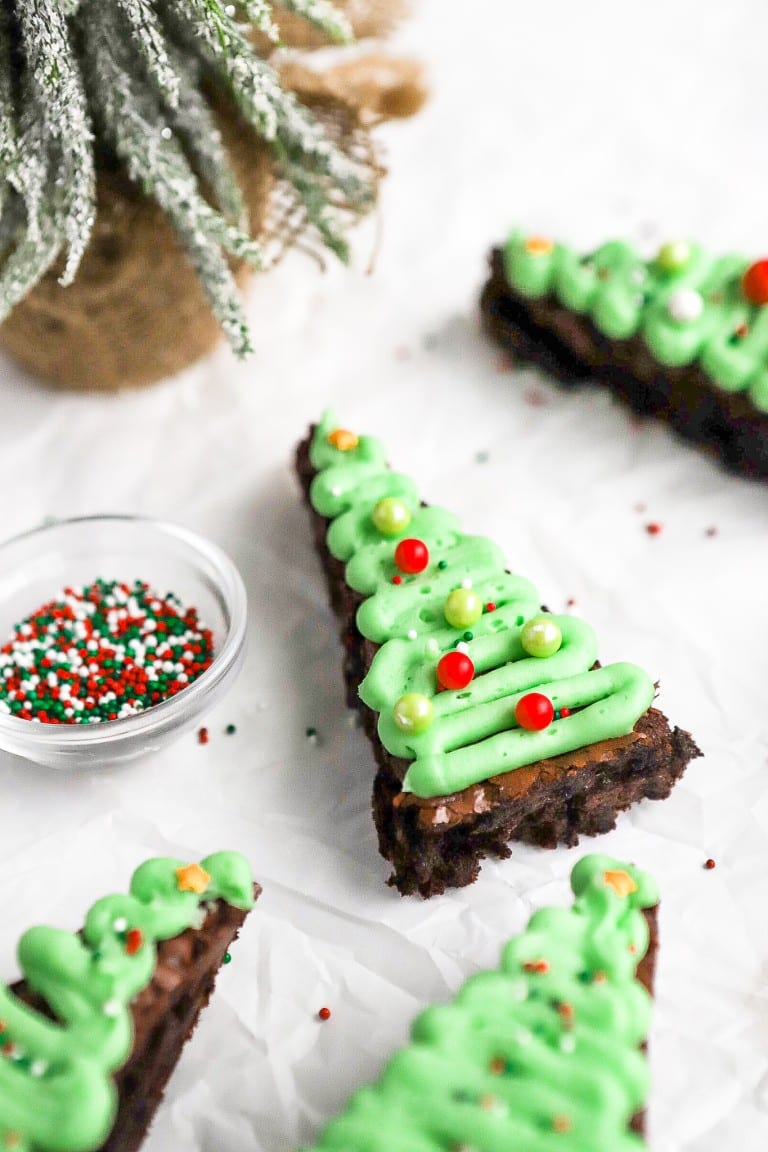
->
<box><xmin>667</xmin><ymin>288</ymin><xmax>704</xmax><ymax>323</ymax></box>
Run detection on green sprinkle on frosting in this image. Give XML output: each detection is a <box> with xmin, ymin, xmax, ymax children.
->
<box><xmin>302</xmin><ymin>853</ymin><xmax>658</xmax><ymax>1151</ymax></box>
<box><xmin>0</xmin><ymin>852</ymin><xmax>254</xmax><ymax>1152</ymax></box>
<box><xmin>503</xmin><ymin>231</ymin><xmax>768</xmax><ymax>413</ymax></box>
<box><xmin>310</xmin><ymin>412</ymin><xmax>654</xmax><ymax>799</ymax></box>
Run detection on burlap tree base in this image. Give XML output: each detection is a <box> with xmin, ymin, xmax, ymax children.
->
<box><xmin>0</xmin><ymin>109</ymin><xmax>272</xmax><ymax>393</ymax></box>
<box><xmin>0</xmin><ymin>3</ymin><xmax>424</xmax><ymax>392</ymax></box>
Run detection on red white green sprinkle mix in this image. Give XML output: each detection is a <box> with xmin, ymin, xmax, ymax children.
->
<box><xmin>0</xmin><ymin>579</ymin><xmax>214</xmax><ymax>725</ymax></box>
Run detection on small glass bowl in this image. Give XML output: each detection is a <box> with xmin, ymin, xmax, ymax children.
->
<box><xmin>0</xmin><ymin>515</ymin><xmax>247</xmax><ymax>769</ymax></box>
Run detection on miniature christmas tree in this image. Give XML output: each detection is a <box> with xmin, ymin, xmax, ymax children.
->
<box><xmin>0</xmin><ymin>0</ymin><xmax>374</xmax><ymax>357</ymax></box>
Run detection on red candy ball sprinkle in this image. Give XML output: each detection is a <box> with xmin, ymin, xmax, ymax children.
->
<box><xmin>436</xmin><ymin>651</ymin><xmax>475</xmax><ymax>691</ymax></box>
<box><xmin>318</xmin><ymin>1006</ymin><xmax>332</xmax><ymax>1021</ymax></box>
<box><xmin>515</xmin><ymin>692</ymin><xmax>554</xmax><ymax>731</ymax></box>
<box><xmin>743</xmin><ymin>259</ymin><xmax>768</xmax><ymax>306</ymax></box>
<box><xmin>394</xmin><ymin>538</ymin><xmax>430</xmax><ymax>575</ymax></box>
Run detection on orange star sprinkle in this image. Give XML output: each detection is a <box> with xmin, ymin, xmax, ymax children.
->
<box><xmin>175</xmin><ymin>863</ymin><xmax>211</xmax><ymax>895</ymax></box>
<box><xmin>524</xmin><ymin>236</ymin><xmax>555</xmax><ymax>256</ymax></box>
<box><xmin>553</xmin><ymin>1114</ymin><xmax>572</xmax><ymax>1133</ymax></box>
<box><xmin>327</xmin><ymin>428</ymin><xmax>359</xmax><ymax>452</ymax></box>
<box><xmin>603</xmin><ymin>869</ymin><xmax>638</xmax><ymax>898</ymax></box>
<box><xmin>488</xmin><ymin>1056</ymin><xmax>506</xmax><ymax>1075</ymax></box>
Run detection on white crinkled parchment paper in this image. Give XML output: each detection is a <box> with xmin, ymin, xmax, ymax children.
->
<box><xmin>1</xmin><ymin>2</ymin><xmax>768</xmax><ymax>1149</ymax></box>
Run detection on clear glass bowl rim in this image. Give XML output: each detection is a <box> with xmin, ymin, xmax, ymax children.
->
<box><xmin>0</xmin><ymin>514</ymin><xmax>247</xmax><ymax>750</ymax></box>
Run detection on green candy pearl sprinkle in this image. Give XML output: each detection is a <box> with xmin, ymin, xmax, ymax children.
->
<box><xmin>656</xmin><ymin>240</ymin><xmax>691</xmax><ymax>273</ymax></box>
<box><xmin>372</xmin><ymin>497</ymin><xmax>412</xmax><ymax>538</ymax></box>
<box><xmin>521</xmin><ymin>616</ymin><xmax>563</xmax><ymax>659</ymax></box>
<box><xmin>393</xmin><ymin>692</ymin><xmax>435</xmax><ymax>735</ymax></box>
<box><xmin>444</xmin><ymin>588</ymin><xmax>483</xmax><ymax>630</ymax></box>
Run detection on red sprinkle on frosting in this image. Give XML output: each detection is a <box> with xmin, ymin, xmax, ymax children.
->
<box><xmin>125</xmin><ymin>928</ymin><xmax>144</xmax><ymax>956</ymax></box>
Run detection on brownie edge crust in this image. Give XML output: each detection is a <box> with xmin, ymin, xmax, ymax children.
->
<box><xmin>297</xmin><ymin>431</ymin><xmax>700</xmax><ymax>898</ymax></box>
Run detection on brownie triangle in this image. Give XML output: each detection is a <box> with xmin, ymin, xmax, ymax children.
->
<box><xmin>297</xmin><ymin>419</ymin><xmax>700</xmax><ymax>896</ymax></box>
<box><xmin>0</xmin><ymin>853</ymin><xmax>259</xmax><ymax>1152</ymax></box>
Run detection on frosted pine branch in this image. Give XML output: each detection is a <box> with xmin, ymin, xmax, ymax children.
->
<box><xmin>15</xmin><ymin>0</ymin><xmax>95</xmax><ymax>284</ymax></box>
<box><xmin>0</xmin><ymin>10</ymin><xmax>18</xmax><ymax>216</ymax></box>
<box><xmin>83</xmin><ymin>3</ymin><xmax>259</xmax><ymax>354</ymax></box>
<box><xmin>115</xmin><ymin>0</ymin><xmax>183</xmax><ymax>108</ymax></box>
<box><xmin>167</xmin><ymin>48</ymin><xmax>247</xmax><ymax>224</ymax></box>
<box><xmin>233</xmin><ymin>0</ymin><xmax>279</xmax><ymax>41</ymax></box>
<box><xmin>0</xmin><ymin>0</ymin><xmax>374</xmax><ymax>355</ymax></box>
<box><xmin>276</xmin><ymin>0</ymin><xmax>352</xmax><ymax>43</ymax></box>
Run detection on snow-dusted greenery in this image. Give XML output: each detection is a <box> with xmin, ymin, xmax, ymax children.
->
<box><xmin>0</xmin><ymin>0</ymin><xmax>370</xmax><ymax>354</ymax></box>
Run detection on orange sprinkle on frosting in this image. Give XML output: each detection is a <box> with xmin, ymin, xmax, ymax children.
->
<box><xmin>524</xmin><ymin>236</ymin><xmax>555</xmax><ymax>256</ymax></box>
<box><xmin>553</xmin><ymin>1114</ymin><xmax>572</xmax><ymax>1133</ymax></box>
<box><xmin>327</xmin><ymin>428</ymin><xmax>359</xmax><ymax>452</ymax></box>
<box><xmin>558</xmin><ymin>1002</ymin><xmax>575</xmax><ymax>1026</ymax></box>
<box><xmin>523</xmin><ymin>958</ymin><xmax>551</xmax><ymax>974</ymax></box>
<box><xmin>603</xmin><ymin>869</ymin><xmax>638</xmax><ymax>898</ymax></box>
<box><xmin>175</xmin><ymin>863</ymin><xmax>212</xmax><ymax>895</ymax></box>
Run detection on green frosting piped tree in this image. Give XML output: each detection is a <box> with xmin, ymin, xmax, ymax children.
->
<box><xmin>0</xmin><ymin>0</ymin><xmax>372</xmax><ymax>355</ymax></box>
<box><xmin>0</xmin><ymin>852</ymin><xmax>255</xmax><ymax>1152</ymax></box>
<box><xmin>302</xmin><ymin>854</ymin><xmax>657</xmax><ymax>1152</ymax></box>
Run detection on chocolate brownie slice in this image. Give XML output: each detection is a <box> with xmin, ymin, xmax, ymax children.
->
<box><xmin>480</xmin><ymin>237</ymin><xmax>768</xmax><ymax>479</ymax></box>
<box><xmin>301</xmin><ymin>855</ymin><xmax>659</xmax><ymax>1148</ymax></box>
<box><xmin>0</xmin><ymin>852</ymin><xmax>259</xmax><ymax>1152</ymax></box>
<box><xmin>297</xmin><ymin>418</ymin><xmax>700</xmax><ymax>898</ymax></box>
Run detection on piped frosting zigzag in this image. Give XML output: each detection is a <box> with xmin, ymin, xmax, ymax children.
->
<box><xmin>0</xmin><ymin>852</ymin><xmax>255</xmax><ymax>1152</ymax></box>
<box><xmin>309</xmin><ymin>412</ymin><xmax>654</xmax><ymax>799</ymax></box>
<box><xmin>504</xmin><ymin>232</ymin><xmax>768</xmax><ymax>413</ymax></box>
<box><xmin>303</xmin><ymin>854</ymin><xmax>658</xmax><ymax>1151</ymax></box>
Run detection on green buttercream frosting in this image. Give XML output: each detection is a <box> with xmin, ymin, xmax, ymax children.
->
<box><xmin>503</xmin><ymin>231</ymin><xmax>768</xmax><ymax>413</ymax></box>
<box><xmin>310</xmin><ymin>412</ymin><xmax>654</xmax><ymax>799</ymax></box>
<box><xmin>302</xmin><ymin>854</ymin><xmax>658</xmax><ymax>1151</ymax></box>
<box><xmin>0</xmin><ymin>852</ymin><xmax>254</xmax><ymax>1152</ymax></box>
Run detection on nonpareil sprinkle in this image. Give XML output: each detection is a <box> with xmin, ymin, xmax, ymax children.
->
<box><xmin>0</xmin><ymin>579</ymin><xmax>214</xmax><ymax>724</ymax></box>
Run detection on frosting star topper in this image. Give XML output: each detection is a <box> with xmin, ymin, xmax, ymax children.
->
<box><xmin>175</xmin><ymin>863</ymin><xmax>211</xmax><ymax>895</ymax></box>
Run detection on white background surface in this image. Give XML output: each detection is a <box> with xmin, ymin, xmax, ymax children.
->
<box><xmin>1</xmin><ymin>2</ymin><xmax>767</xmax><ymax>1149</ymax></box>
